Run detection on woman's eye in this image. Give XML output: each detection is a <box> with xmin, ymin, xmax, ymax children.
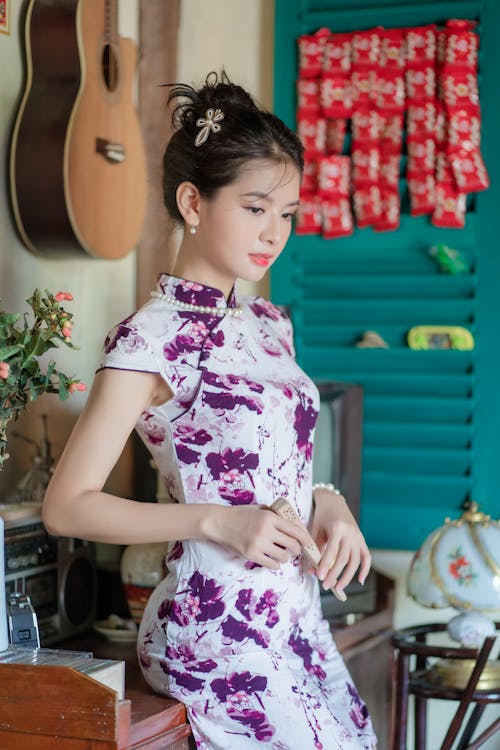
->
<box><xmin>282</xmin><ymin>212</ymin><xmax>296</xmax><ymax>221</ymax></box>
<box><xmin>246</xmin><ymin>206</ymin><xmax>264</xmax><ymax>215</ymax></box>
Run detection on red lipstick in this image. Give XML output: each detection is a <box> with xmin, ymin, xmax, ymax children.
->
<box><xmin>249</xmin><ymin>254</ymin><xmax>272</xmax><ymax>267</ymax></box>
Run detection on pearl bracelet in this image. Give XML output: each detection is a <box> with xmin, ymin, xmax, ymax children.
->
<box><xmin>312</xmin><ymin>482</ymin><xmax>342</xmax><ymax>495</ymax></box>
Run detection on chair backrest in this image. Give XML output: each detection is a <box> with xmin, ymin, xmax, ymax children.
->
<box><xmin>391</xmin><ymin>625</ymin><xmax>500</xmax><ymax>750</ymax></box>
<box><xmin>440</xmin><ymin>635</ymin><xmax>496</xmax><ymax>750</ymax></box>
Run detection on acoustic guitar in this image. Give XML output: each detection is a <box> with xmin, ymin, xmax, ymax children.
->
<box><xmin>10</xmin><ymin>0</ymin><xmax>147</xmax><ymax>259</ymax></box>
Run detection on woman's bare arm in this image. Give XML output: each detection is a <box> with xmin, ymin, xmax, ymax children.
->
<box><xmin>42</xmin><ymin>368</ymin><xmax>311</xmax><ymax>566</ymax></box>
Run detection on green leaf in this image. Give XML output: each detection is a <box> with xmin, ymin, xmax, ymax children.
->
<box><xmin>22</xmin><ymin>359</ymin><xmax>38</xmax><ymax>376</ymax></box>
<box><xmin>44</xmin><ymin>361</ymin><xmax>56</xmax><ymax>386</ymax></box>
<box><xmin>24</xmin><ymin>330</ymin><xmax>48</xmax><ymax>359</ymax></box>
<box><xmin>18</xmin><ymin>328</ymin><xmax>31</xmax><ymax>347</ymax></box>
<box><xmin>0</xmin><ymin>344</ymin><xmax>21</xmax><ymax>360</ymax></box>
<box><xmin>27</xmin><ymin>289</ymin><xmax>42</xmax><ymax>309</ymax></box>
<box><xmin>0</xmin><ymin>313</ymin><xmax>20</xmax><ymax>326</ymax></box>
<box><xmin>58</xmin><ymin>379</ymin><xmax>69</xmax><ymax>401</ymax></box>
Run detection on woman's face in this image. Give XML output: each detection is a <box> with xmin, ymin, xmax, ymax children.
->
<box><xmin>181</xmin><ymin>159</ymin><xmax>301</xmax><ymax>295</ymax></box>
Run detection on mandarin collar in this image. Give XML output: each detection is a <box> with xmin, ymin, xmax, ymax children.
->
<box><xmin>157</xmin><ymin>273</ymin><xmax>238</xmax><ymax>310</ymax></box>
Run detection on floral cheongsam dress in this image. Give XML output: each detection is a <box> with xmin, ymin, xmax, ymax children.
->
<box><xmin>99</xmin><ymin>274</ymin><xmax>377</xmax><ymax>750</ymax></box>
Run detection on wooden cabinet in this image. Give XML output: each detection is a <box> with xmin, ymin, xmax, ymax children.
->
<box><xmin>0</xmin><ymin>661</ymin><xmax>191</xmax><ymax>749</ymax></box>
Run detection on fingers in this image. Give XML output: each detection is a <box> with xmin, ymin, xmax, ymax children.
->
<box><xmin>322</xmin><ymin>544</ymin><xmax>350</xmax><ymax>591</ymax></box>
<box><xmin>318</xmin><ymin>541</ymin><xmax>372</xmax><ymax>593</ymax></box>
<box><xmin>334</xmin><ymin>555</ymin><xmax>360</xmax><ymax>592</ymax></box>
<box><xmin>261</xmin><ymin>508</ymin><xmax>308</xmax><ymax>555</ymax></box>
<box><xmin>317</xmin><ymin>539</ymin><xmax>340</xmax><ymax>582</ymax></box>
<box><xmin>275</xmin><ymin>516</ymin><xmax>313</xmax><ymax>551</ymax></box>
<box><xmin>272</xmin><ymin>530</ymin><xmax>302</xmax><ymax>559</ymax></box>
<box><xmin>241</xmin><ymin>510</ymin><xmax>306</xmax><ymax>570</ymax></box>
<box><xmin>250</xmin><ymin>540</ymin><xmax>296</xmax><ymax>570</ymax></box>
<box><xmin>357</xmin><ymin>546</ymin><xmax>372</xmax><ymax>585</ymax></box>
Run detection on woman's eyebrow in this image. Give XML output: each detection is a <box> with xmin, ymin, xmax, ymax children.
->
<box><xmin>240</xmin><ymin>191</ymin><xmax>300</xmax><ymax>207</ymax></box>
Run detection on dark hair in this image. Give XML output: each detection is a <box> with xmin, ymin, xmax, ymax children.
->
<box><xmin>162</xmin><ymin>71</ymin><xmax>304</xmax><ymax>223</ymax></box>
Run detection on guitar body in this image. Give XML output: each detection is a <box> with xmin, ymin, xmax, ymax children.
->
<box><xmin>10</xmin><ymin>0</ymin><xmax>83</xmax><ymax>257</ymax></box>
<box><xmin>10</xmin><ymin>0</ymin><xmax>147</xmax><ymax>259</ymax></box>
<box><xmin>67</xmin><ymin>0</ymin><xmax>147</xmax><ymax>259</ymax></box>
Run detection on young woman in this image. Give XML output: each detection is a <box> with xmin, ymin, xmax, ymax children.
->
<box><xmin>43</xmin><ymin>72</ymin><xmax>377</xmax><ymax>750</ymax></box>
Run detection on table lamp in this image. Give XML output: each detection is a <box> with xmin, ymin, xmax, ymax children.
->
<box><xmin>407</xmin><ymin>502</ymin><xmax>500</xmax><ymax>688</ymax></box>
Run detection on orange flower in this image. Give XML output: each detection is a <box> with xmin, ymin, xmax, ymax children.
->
<box><xmin>449</xmin><ymin>556</ymin><xmax>468</xmax><ymax>579</ymax></box>
<box><xmin>55</xmin><ymin>291</ymin><xmax>73</xmax><ymax>302</ymax></box>
<box><xmin>68</xmin><ymin>381</ymin><xmax>87</xmax><ymax>394</ymax></box>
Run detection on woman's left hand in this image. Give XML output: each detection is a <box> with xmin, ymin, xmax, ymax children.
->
<box><xmin>309</xmin><ymin>489</ymin><xmax>371</xmax><ymax>596</ymax></box>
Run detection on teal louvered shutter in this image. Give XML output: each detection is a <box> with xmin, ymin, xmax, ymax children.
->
<box><xmin>272</xmin><ymin>0</ymin><xmax>500</xmax><ymax>549</ymax></box>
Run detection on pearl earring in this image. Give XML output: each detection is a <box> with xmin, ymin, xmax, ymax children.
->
<box><xmin>189</xmin><ymin>225</ymin><xmax>197</xmax><ymax>235</ymax></box>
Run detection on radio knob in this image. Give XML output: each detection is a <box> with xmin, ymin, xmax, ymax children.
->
<box><xmin>7</xmin><ymin>557</ymin><xmax>19</xmax><ymax>569</ymax></box>
<box><xmin>37</xmin><ymin>545</ymin><xmax>48</xmax><ymax>563</ymax></box>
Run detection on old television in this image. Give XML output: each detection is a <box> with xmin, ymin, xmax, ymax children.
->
<box><xmin>312</xmin><ymin>381</ymin><xmax>376</xmax><ymax>619</ymax></box>
<box><xmin>312</xmin><ymin>381</ymin><xmax>363</xmax><ymax>524</ymax></box>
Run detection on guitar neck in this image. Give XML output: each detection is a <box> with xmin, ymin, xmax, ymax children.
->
<box><xmin>103</xmin><ymin>0</ymin><xmax>119</xmax><ymax>93</ymax></box>
<box><xmin>104</xmin><ymin>0</ymin><xmax>118</xmax><ymax>45</ymax></box>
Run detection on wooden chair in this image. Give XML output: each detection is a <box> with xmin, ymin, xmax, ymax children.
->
<box><xmin>391</xmin><ymin>623</ymin><xmax>500</xmax><ymax>750</ymax></box>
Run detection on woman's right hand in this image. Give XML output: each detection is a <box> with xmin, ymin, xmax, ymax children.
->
<box><xmin>202</xmin><ymin>504</ymin><xmax>312</xmax><ymax>570</ymax></box>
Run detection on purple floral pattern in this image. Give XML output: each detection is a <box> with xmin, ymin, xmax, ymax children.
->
<box><xmin>100</xmin><ymin>274</ymin><xmax>376</xmax><ymax>749</ymax></box>
<box><xmin>288</xmin><ymin>624</ymin><xmax>327</xmax><ymax>680</ymax></box>
<box><xmin>347</xmin><ymin>683</ymin><xmax>370</xmax><ymax>730</ymax></box>
<box><xmin>211</xmin><ymin>672</ymin><xmax>275</xmax><ymax>742</ymax></box>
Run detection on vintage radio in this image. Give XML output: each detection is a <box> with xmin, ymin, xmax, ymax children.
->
<box><xmin>1</xmin><ymin>502</ymin><xmax>96</xmax><ymax>645</ymax></box>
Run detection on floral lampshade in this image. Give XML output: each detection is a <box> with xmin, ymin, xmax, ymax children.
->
<box><xmin>407</xmin><ymin>502</ymin><xmax>500</xmax><ymax>647</ymax></box>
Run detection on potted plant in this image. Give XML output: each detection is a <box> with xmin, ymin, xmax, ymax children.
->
<box><xmin>0</xmin><ymin>289</ymin><xmax>85</xmax><ymax>470</ymax></box>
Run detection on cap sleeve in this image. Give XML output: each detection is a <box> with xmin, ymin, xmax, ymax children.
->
<box><xmin>97</xmin><ymin>306</ymin><xmax>177</xmax><ymax>397</ymax></box>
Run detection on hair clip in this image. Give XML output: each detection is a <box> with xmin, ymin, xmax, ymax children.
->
<box><xmin>194</xmin><ymin>108</ymin><xmax>225</xmax><ymax>147</ymax></box>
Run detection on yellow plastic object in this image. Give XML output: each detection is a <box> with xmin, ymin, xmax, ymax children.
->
<box><xmin>407</xmin><ymin>325</ymin><xmax>475</xmax><ymax>350</ymax></box>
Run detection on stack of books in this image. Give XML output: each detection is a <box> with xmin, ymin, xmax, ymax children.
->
<box><xmin>0</xmin><ymin>645</ymin><xmax>125</xmax><ymax>699</ymax></box>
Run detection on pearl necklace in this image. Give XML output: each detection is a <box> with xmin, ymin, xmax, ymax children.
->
<box><xmin>150</xmin><ymin>290</ymin><xmax>243</xmax><ymax>317</ymax></box>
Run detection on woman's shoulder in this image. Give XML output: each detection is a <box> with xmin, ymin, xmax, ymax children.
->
<box><xmin>102</xmin><ymin>298</ymin><xmax>179</xmax><ymax>358</ymax></box>
<box><xmin>111</xmin><ymin>296</ymin><xmax>184</xmax><ymax>332</ymax></box>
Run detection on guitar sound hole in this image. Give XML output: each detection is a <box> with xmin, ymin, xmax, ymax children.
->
<box><xmin>102</xmin><ymin>44</ymin><xmax>119</xmax><ymax>92</ymax></box>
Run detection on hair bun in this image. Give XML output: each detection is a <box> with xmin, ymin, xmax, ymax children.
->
<box><xmin>167</xmin><ymin>70</ymin><xmax>257</xmax><ymax>131</ymax></box>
